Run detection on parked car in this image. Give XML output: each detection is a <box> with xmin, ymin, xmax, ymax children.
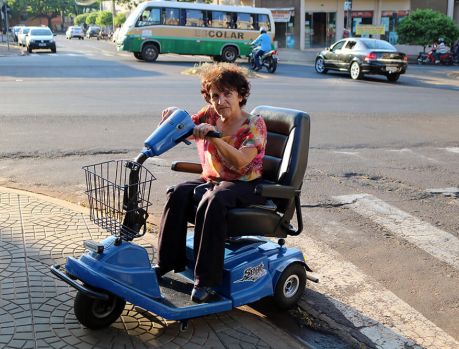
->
<box><xmin>17</xmin><ymin>27</ymin><xmax>30</xmax><ymax>47</ymax></box>
<box><xmin>86</xmin><ymin>26</ymin><xmax>101</xmax><ymax>38</ymax></box>
<box><xmin>25</xmin><ymin>27</ymin><xmax>56</xmax><ymax>53</ymax></box>
<box><xmin>66</xmin><ymin>26</ymin><xmax>84</xmax><ymax>40</ymax></box>
<box><xmin>12</xmin><ymin>26</ymin><xmax>25</xmax><ymax>42</ymax></box>
<box><xmin>315</xmin><ymin>38</ymin><xmax>408</xmax><ymax>82</ymax></box>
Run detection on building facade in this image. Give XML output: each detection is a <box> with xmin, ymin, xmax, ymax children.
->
<box><xmin>221</xmin><ymin>0</ymin><xmax>458</xmax><ymax>50</ymax></box>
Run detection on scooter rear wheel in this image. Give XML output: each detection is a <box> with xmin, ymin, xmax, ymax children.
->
<box><xmin>74</xmin><ymin>291</ymin><xmax>126</xmax><ymax>329</ymax></box>
<box><xmin>274</xmin><ymin>263</ymin><xmax>306</xmax><ymax>309</ymax></box>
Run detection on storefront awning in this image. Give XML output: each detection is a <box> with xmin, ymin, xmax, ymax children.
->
<box><xmin>270</xmin><ymin>8</ymin><xmax>295</xmax><ymax>23</ymax></box>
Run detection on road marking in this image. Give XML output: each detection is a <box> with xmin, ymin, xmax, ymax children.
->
<box><xmin>291</xmin><ymin>229</ymin><xmax>459</xmax><ymax>349</ymax></box>
<box><xmin>426</xmin><ymin>187</ymin><xmax>459</xmax><ymax>197</ymax></box>
<box><xmin>333</xmin><ymin>151</ymin><xmax>362</xmax><ymax>157</ymax></box>
<box><xmin>444</xmin><ymin>147</ymin><xmax>459</xmax><ymax>154</ymax></box>
<box><xmin>334</xmin><ymin>194</ymin><xmax>459</xmax><ymax>270</ymax></box>
<box><xmin>386</xmin><ymin>148</ymin><xmax>440</xmax><ymax>162</ymax></box>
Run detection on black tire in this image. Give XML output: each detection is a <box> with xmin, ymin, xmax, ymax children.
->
<box><xmin>27</xmin><ymin>46</ymin><xmax>32</xmax><ymax>53</ymax></box>
<box><xmin>315</xmin><ymin>57</ymin><xmax>328</xmax><ymax>73</ymax></box>
<box><xmin>386</xmin><ymin>73</ymin><xmax>400</xmax><ymax>82</ymax></box>
<box><xmin>74</xmin><ymin>291</ymin><xmax>125</xmax><ymax>330</ymax></box>
<box><xmin>350</xmin><ymin>61</ymin><xmax>362</xmax><ymax>80</ymax></box>
<box><xmin>267</xmin><ymin>58</ymin><xmax>277</xmax><ymax>73</ymax></box>
<box><xmin>51</xmin><ymin>48</ymin><xmax>56</xmax><ymax>54</ymax></box>
<box><xmin>133</xmin><ymin>52</ymin><xmax>144</xmax><ymax>60</ymax></box>
<box><xmin>221</xmin><ymin>46</ymin><xmax>238</xmax><ymax>63</ymax></box>
<box><xmin>142</xmin><ymin>44</ymin><xmax>159</xmax><ymax>62</ymax></box>
<box><xmin>248</xmin><ymin>56</ymin><xmax>256</xmax><ymax>70</ymax></box>
<box><xmin>274</xmin><ymin>263</ymin><xmax>306</xmax><ymax>309</ymax></box>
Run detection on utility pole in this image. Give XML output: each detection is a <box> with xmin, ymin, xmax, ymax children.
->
<box><xmin>112</xmin><ymin>0</ymin><xmax>116</xmax><ymax>31</ymax></box>
<box><xmin>344</xmin><ymin>0</ymin><xmax>352</xmax><ymax>37</ymax></box>
<box><xmin>1</xmin><ymin>0</ymin><xmax>10</xmax><ymax>49</ymax></box>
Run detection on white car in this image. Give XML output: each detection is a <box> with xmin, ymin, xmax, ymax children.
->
<box><xmin>66</xmin><ymin>26</ymin><xmax>84</xmax><ymax>40</ymax></box>
<box><xmin>17</xmin><ymin>27</ymin><xmax>30</xmax><ymax>47</ymax></box>
<box><xmin>26</xmin><ymin>27</ymin><xmax>56</xmax><ymax>53</ymax></box>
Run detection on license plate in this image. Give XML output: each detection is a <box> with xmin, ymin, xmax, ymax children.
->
<box><xmin>386</xmin><ymin>66</ymin><xmax>398</xmax><ymax>73</ymax></box>
<box><xmin>38</xmin><ymin>43</ymin><xmax>46</xmax><ymax>47</ymax></box>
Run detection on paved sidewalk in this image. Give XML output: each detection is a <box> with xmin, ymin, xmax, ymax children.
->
<box><xmin>0</xmin><ymin>186</ymin><xmax>307</xmax><ymax>349</ymax></box>
<box><xmin>0</xmin><ymin>38</ymin><xmax>21</xmax><ymax>57</ymax></box>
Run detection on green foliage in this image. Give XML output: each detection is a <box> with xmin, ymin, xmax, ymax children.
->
<box><xmin>86</xmin><ymin>11</ymin><xmax>98</xmax><ymax>25</ymax></box>
<box><xmin>74</xmin><ymin>13</ymin><xmax>89</xmax><ymax>26</ymax></box>
<box><xmin>398</xmin><ymin>9</ymin><xmax>459</xmax><ymax>49</ymax></box>
<box><xmin>96</xmin><ymin>10</ymin><xmax>112</xmax><ymax>26</ymax></box>
<box><xmin>114</xmin><ymin>13</ymin><xmax>126</xmax><ymax>27</ymax></box>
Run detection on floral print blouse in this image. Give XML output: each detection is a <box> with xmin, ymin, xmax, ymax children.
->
<box><xmin>191</xmin><ymin>105</ymin><xmax>267</xmax><ymax>182</ymax></box>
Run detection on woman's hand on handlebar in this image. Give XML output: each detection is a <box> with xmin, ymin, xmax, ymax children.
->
<box><xmin>193</xmin><ymin>123</ymin><xmax>218</xmax><ymax>139</ymax></box>
<box><xmin>159</xmin><ymin>106</ymin><xmax>179</xmax><ymax>125</ymax></box>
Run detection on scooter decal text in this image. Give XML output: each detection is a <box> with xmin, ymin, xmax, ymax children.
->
<box><xmin>235</xmin><ymin>262</ymin><xmax>267</xmax><ymax>283</ymax></box>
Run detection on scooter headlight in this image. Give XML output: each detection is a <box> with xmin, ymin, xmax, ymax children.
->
<box><xmin>84</xmin><ymin>240</ymin><xmax>104</xmax><ymax>253</ymax></box>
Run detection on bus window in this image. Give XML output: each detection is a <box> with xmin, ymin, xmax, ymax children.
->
<box><xmin>237</xmin><ymin>13</ymin><xmax>253</xmax><ymax>30</ymax></box>
<box><xmin>186</xmin><ymin>9</ymin><xmax>204</xmax><ymax>27</ymax></box>
<box><xmin>226</xmin><ymin>13</ymin><xmax>237</xmax><ymax>29</ymax></box>
<box><xmin>137</xmin><ymin>8</ymin><xmax>161</xmax><ymax>27</ymax></box>
<box><xmin>211</xmin><ymin>11</ymin><xmax>226</xmax><ymax>28</ymax></box>
<box><xmin>257</xmin><ymin>14</ymin><xmax>271</xmax><ymax>31</ymax></box>
<box><xmin>164</xmin><ymin>8</ymin><xmax>180</xmax><ymax>26</ymax></box>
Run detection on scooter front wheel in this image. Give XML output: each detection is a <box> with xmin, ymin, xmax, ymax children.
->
<box><xmin>274</xmin><ymin>263</ymin><xmax>306</xmax><ymax>309</ymax></box>
<box><xmin>74</xmin><ymin>291</ymin><xmax>126</xmax><ymax>329</ymax></box>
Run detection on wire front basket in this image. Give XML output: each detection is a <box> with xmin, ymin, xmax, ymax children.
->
<box><xmin>83</xmin><ymin>160</ymin><xmax>156</xmax><ymax>241</ymax></box>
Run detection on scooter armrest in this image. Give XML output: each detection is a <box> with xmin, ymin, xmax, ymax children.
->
<box><xmin>254</xmin><ymin>184</ymin><xmax>299</xmax><ymax>199</ymax></box>
<box><xmin>171</xmin><ymin>161</ymin><xmax>202</xmax><ymax>174</ymax></box>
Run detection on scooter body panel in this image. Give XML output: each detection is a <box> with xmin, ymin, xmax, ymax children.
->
<box><xmin>185</xmin><ymin>235</ymin><xmax>305</xmax><ymax>308</ymax></box>
<box><xmin>66</xmin><ymin>236</ymin><xmax>161</xmax><ymax>298</ymax></box>
<box><xmin>64</xmin><ymin>236</ymin><xmax>233</xmax><ymax>320</ymax></box>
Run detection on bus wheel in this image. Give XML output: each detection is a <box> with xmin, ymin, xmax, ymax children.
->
<box><xmin>222</xmin><ymin>46</ymin><xmax>238</xmax><ymax>63</ymax></box>
<box><xmin>133</xmin><ymin>52</ymin><xmax>144</xmax><ymax>61</ymax></box>
<box><xmin>142</xmin><ymin>44</ymin><xmax>159</xmax><ymax>62</ymax></box>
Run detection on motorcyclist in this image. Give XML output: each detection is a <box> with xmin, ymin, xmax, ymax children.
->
<box><xmin>434</xmin><ymin>38</ymin><xmax>448</xmax><ymax>63</ymax></box>
<box><xmin>250</xmin><ymin>27</ymin><xmax>272</xmax><ymax>71</ymax></box>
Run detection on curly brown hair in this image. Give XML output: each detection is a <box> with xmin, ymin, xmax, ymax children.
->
<box><xmin>200</xmin><ymin>63</ymin><xmax>251</xmax><ymax>107</ymax></box>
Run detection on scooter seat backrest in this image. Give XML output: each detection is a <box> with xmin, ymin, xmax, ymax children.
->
<box><xmin>252</xmin><ymin>105</ymin><xmax>309</xmax><ymax>188</ymax></box>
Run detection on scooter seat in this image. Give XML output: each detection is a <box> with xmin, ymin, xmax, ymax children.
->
<box><xmin>172</xmin><ymin>105</ymin><xmax>310</xmax><ymax>238</ymax></box>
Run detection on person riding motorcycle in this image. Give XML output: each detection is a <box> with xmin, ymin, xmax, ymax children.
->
<box><xmin>434</xmin><ymin>38</ymin><xmax>448</xmax><ymax>63</ymax></box>
<box><xmin>250</xmin><ymin>27</ymin><xmax>272</xmax><ymax>71</ymax></box>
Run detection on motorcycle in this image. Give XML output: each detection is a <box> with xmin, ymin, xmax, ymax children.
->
<box><xmin>248</xmin><ymin>46</ymin><xmax>278</xmax><ymax>73</ymax></box>
<box><xmin>417</xmin><ymin>50</ymin><xmax>453</xmax><ymax>65</ymax></box>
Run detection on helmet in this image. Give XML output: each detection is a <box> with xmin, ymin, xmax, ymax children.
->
<box><xmin>259</xmin><ymin>27</ymin><xmax>267</xmax><ymax>34</ymax></box>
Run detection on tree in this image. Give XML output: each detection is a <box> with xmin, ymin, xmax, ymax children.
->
<box><xmin>74</xmin><ymin>13</ymin><xmax>89</xmax><ymax>26</ymax></box>
<box><xmin>21</xmin><ymin>0</ymin><xmax>75</xmax><ymax>29</ymax></box>
<box><xmin>113</xmin><ymin>12</ymin><xmax>125</xmax><ymax>27</ymax></box>
<box><xmin>85</xmin><ymin>11</ymin><xmax>98</xmax><ymax>25</ymax></box>
<box><xmin>96</xmin><ymin>10</ymin><xmax>112</xmax><ymax>26</ymax></box>
<box><xmin>397</xmin><ymin>9</ymin><xmax>459</xmax><ymax>51</ymax></box>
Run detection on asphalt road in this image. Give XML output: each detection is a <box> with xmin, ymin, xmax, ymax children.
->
<box><xmin>1</xmin><ymin>35</ymin><xmax>458</xmax><ymax>348</ymax></box>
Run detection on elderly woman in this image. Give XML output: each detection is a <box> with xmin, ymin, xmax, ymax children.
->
<box><xmin>156</xmin><ymin>63</ymin><xmax>267</xmax><ymax>303</ymax></box>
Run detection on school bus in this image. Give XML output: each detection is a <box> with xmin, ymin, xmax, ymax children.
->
<box><xmin>116</xmin><ymin>1</ymin><xmax>275</xmax><ymax>63</ymax></box>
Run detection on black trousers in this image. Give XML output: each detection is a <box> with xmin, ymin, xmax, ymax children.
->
<box><xmin>157</xmin><ymin>178</ymin><xmax>265</xmax><ymax>287</ymax></box>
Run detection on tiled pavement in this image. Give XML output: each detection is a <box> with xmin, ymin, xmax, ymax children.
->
<box><xmin>0</xmin><ymin>187</ymin><xmax>305</xmax><ymax>349</ymax></box>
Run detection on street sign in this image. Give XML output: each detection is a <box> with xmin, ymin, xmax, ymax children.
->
<box><xmin>344</xmin><ymin>1</ymin><xmax>352</xmax><ymax>11</ymax></box>
<box><xmin>355</xmin><ymin>25</ymin><xmax>385</xmax><ymax>35</ymax></box>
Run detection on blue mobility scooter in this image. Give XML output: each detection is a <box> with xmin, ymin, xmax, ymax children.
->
<box><xmin>51</xmin><ymin>105</ymin><xmax>316</xmax><ymax>330</ymax></box>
